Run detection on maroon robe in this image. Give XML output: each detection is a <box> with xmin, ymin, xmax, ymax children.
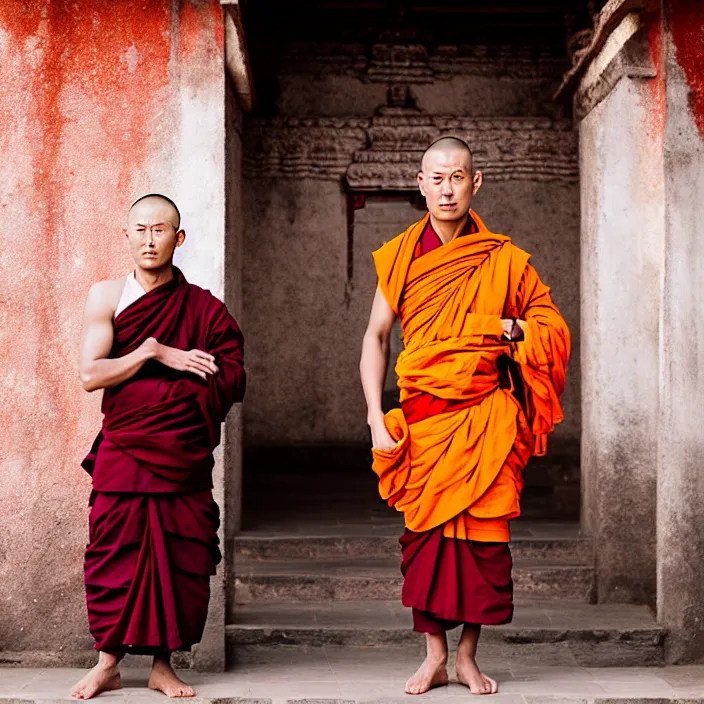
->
<box><xmin>82</xmin><ymin>267</ymin><xmax>245</xmax><ymax>653</ymax></box>
<box><xmin>400</xmin><ymin>216</ymin><xmax>514</xmax><ymax>633</ymax></box>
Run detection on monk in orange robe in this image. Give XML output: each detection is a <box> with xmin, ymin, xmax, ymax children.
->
<box><xmin>360</xmin><ymin>137</ymin><xmax>569</xmax><ymax>696</ymax></box>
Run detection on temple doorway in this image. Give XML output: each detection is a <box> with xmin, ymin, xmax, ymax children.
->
<box><xmin>227</xmin><ymin>0</ymin><xmax>589</xmax><ymax>663</ymax></box>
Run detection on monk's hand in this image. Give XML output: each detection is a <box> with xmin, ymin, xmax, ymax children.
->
<box><xmin>149</xmin><ymin>339</ymin><xmax>219</xmax><ymax>380</ymax></box>
<box><xmin>370</xmin><ymin>420</ymin><xmax>397</xmax><ymax>452</ymax></box>
<box><xmin>501</xmin><ymin>318</ymin><xmax>525</xmax><ymax>342</ymax></box>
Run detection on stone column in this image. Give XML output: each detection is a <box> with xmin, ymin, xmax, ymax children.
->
<box><xmin>173</xmin><ymin>2</ymin><xmax>228</xmax><ymax>674</ymax></box>
<box><xmin>223</xmin><ymin>80</ymin><xmax>245</xmax><ymax>671</ymax></box>
<box><xmin>220</xmin><ymin>0</ymin><xmax>253</xmax><ymax>671</ymax></box>
<box><xmin>657</xmin><ymin>0</ymin><xmax>704</xmax><ymax>664</ymax></box>
<box><xmin>570</xmin><ymin>7</ymin><xmax>662</xmax><ymax>604</ymax></box>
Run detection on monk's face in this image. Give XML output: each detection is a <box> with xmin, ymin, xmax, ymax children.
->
<box><xmin>417</xmin><ymin>148</ymin><xmax>482</xmax><ymax>221</ymax></box>
<box><xmin>125</xmin><ymin>199</ymin><xmax>185</xmax><ymax>270</ymax></box>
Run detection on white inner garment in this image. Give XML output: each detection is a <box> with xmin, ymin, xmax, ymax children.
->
<box><xmin>114</xmin><ymin>271</ymin><xmax>147</xmax><ymax>319</ymax></box>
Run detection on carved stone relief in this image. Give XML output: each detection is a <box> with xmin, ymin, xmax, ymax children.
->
<box><xmin>244</xmin><ymin>114</ymin><xmax>578</xmax><ymax>188</ymax></box>
<box><xmin>273</xmin><ymin>42</ymin><xmax>568</xmax><ymax>82</ymax></box>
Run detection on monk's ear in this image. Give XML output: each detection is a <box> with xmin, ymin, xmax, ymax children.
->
<box><xmin>417</xmin><ymin>171</ymin><xmax>426</xmax><ymax>196</ymax></box>
<box><xmin>175</xmin><ymin>229</ymin><xmax>186</xmax><ymax>248</ymax></box>
<box><xmin>122</xmin><ymin>226</ymin><xmax>128</xmax><ymax>238</ymax></box>
<box><xmin>472</xmin><ymin>170</ymin><xmax>483</xmax><ymax>196</ymax></box>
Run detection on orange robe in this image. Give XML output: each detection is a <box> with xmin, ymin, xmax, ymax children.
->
<box><xmin>371</xmin><ymin>210</ymin><xmax>569</xmax><ymax>627</ymax></box>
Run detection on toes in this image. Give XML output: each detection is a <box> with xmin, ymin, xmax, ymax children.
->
<box><xmin>405</xmin><ymin>681</ymin><xmax>421</xmax><ymax>695</ymax></box>
<box><xmin>171</xmin><ymin>686</ymin><xmax>195</xmax><ymax>698</ymax></box>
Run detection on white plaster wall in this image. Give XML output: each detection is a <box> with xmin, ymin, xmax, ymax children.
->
<box><xmin>579</xmin><ymin>78</ymin><xmax>663</xmax><ymax>604</ymax></box>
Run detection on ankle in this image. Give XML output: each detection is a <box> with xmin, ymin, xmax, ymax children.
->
<box><xmin>152</xmin><ymin>655</ymin><xmax>173</xmax><ymax>670</ymax></box>
<box><xmin>96</xmin><ymin>653</ymin><xmax>120</xmax><ymax>671</ymax></box>
<box><xmin>456</xmin><ymin>652</ymin><xmax>477</xmax><ymax>666</ymax></box>
<box><xmin>425</xmin><ymin>650</ymin><xmax>448</xmax><ymax>666</ymax></box>
<box><xmin>425</xmin><ymin>632</ymin><xmax>448</xmax><ymax>663</ymax></box>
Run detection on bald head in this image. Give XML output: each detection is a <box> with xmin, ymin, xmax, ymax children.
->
<box><xmin>129</xmin><ymin>194</ymin><xmax>181</xmax><ymax>230</ymax></box>
<box><xmin>420</xmin><ymin>136</ymin><xmax>473</xmax><ymax>173</ymax></box>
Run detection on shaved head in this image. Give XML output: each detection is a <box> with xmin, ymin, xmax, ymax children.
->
<box><xmin>421</xmin><ymin>136</ymin><xmax>473</xmax><ymax>173</ymax></box>
<box><xmin>129</xmin><ymin>194</ymin><xmax>181</xmax><ymax>230</ymax></box>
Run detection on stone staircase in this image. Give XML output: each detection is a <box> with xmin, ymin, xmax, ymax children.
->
<box><xmin>228</xmin><ymin>521</ymin><xmax>666</xmax><ymax>668</ymax></box>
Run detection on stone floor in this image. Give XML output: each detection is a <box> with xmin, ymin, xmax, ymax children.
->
<box><xmin>3</xmin><ymin>647</ymin><xmax>704</xmax><ymax>703</ymax></box>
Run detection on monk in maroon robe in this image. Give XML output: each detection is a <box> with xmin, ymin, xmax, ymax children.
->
<box><xmin>73</xmin><ymin>195</ymin><xmax>245</xmax><ymax>699</ymax></box>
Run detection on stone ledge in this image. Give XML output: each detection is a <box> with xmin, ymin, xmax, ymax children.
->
<box><xmin>555</xmin><ymin>0</ymin><xmax>648</xmax><ymax>100</ymax></box>
<box><xmin>574</xmin><ymin>21</ymin><xmax>657</xmax><ymax>121</ymax></box>
<box><xmin>228</xmin><ymin>600</ymin><xmax>665</xmax><ymax>667</ymax></box>
<box><xmin>234</xmin><ymin>533</ymin><xmax>593</xmax><ymax>563</ymax></box>
<box><xmin>0</xmin><ymin>650</ymin><xmax>192</xmax><ymax>670</ymax></box>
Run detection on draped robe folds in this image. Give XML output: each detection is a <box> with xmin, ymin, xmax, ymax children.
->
<box><xmin>371</xmin><ymin>211</ymin><xmax>569</xmax><ymax>630</ymax></box>
<box><xmin>81</xmin><ymin>267</ymin><xmax>245</xmax><ymax>653</ymax></box>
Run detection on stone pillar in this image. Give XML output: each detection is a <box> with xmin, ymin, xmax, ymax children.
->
<box><xmin>220</xmin><ymin>0</ymin><xmax>253</xmax><ymax>670</ymax></box>
<box><xmin>570</xmin><ymin>6</ymin><xmax>662</xmax><ymax>604</ymax></box>
<box><xmin>224</xmin><ymin>71</ymin><xmax>246</xmax><ymax>538</ymax></box>
<box><xmin>223</xmin><ymin>80</ymin><xmax>245</xmax><ymax>671</ymax></box>
<box><xmin>657</xmin><ymin>0</ymin><xmax>704</xmax><ymax>664</ymax></box>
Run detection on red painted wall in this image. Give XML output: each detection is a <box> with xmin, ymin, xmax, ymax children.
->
<box><xmin>0</xmin><ymin>1</ymin><xmax>225</xmax><ymax>661</ymax></box>
<box><xmin>668</xmin><ymin>0</ymin><xmax>704</xmax><ymax>138</ymax></box>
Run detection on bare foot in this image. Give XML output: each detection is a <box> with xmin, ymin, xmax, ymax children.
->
<box><xmin>148</xmin><ymin>659</ymin><xmax>195</xmax><ymax>698</ymax></box>
<box><xmin>457</xmin><ymin>657</ymin><xmax>498</xmax><ymax>695</ymax></box>
<box><xmin>405</xmin><ymin>655</ymin><xmax>449</xmax><ymax>695</ymax></box>
<box><xmin>71</xmin><ymin>663</ymin><xmax>122</xmax><ymax>700</ymax></box>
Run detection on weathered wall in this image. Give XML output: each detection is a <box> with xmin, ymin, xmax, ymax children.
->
<box><xmin>577</xmin><ymin>10</ymin><xmax>664</xmax><ymax>606</ymax></box>
<box><xmin>242</xmin><ymin>46</ymin><xmax>581</xmax><ymax>453</ymax></box>
<box><xmin>580</xmin><ymin>80</ymin><xmax>663</xmax><ymax>604</ymax></box>
<box><xmin>225</xmin><ymin>77</ymin><xmax>245</xmax><ymax>537</ymax></box>
<box><xmin>0</xmin><ymin>0</ymin><xmax>227</xmax><ymax>664</ymax></box>
<box><xmin>273</xmin><ymin>45</ymin><xmax>568</xmax><ymax>118</ymax></box>
<box><xmin>657</xmin><ymin>0</ymin><xmax>704</xmax><ymax>663</ymax></box>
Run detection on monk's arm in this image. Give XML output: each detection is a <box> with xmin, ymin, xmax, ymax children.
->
<box><xmin>509</xmin><ymin>263</ymin><xmax>571</xmax><ymax>452</ymax></box>
<box><xmin>360</xmin><ymin>286</ymin><xmax>397</xmax><ymax>450</ymax></box>
<box><xmin>205</xmin><ymin>304</ymin><xmax>246</xmax><ymax>424</ymax></box>
<box><xmin>513</xmin><ymin>264</ymin><xmax>570</xmax><ymax>363</ymax></box>
<box><xmin>79</xmin><ymin>283</ymin><xmax>159</xmax><ymax>392</ymax></box>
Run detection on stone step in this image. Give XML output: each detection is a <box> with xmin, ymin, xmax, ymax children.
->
<box><xmin>233</xmin><ymin>558</ymin><xmax>596</xmax><ymax>604</ymax></box>
<box><xmin>228</xmin><ymin>599</ymin><xmax>666</xmax><ymax>668</ymax></box>
<box><xmin>235</xmin><ymin>532</ymin><xmax>594</xmax><ymax>563</ymax></box>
